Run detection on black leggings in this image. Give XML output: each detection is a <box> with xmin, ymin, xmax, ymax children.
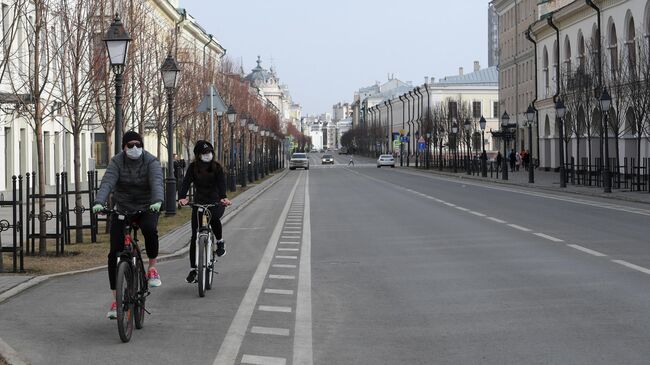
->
<box><xmin>108</xmin><ymin>211</ymin><xmax>159</xmax><ymax>290</ymax></box>
<box><xmin>189</xmin><ymin>205</ymin><xmax>225</xmax><ymax>268</ymax></box>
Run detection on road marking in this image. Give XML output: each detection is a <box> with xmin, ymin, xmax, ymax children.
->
<box><xmin>507</xmin><ymin>224</ymin><xmax>531</xmax><ymax>232</ymax></box>
<box><xmin>469</xmin><ymin>211</ymin><xmax>486</xmax><ymax>217</ymax></box>
<box><xmin>444</xmin><ymin>202</ymin><xmax>456</xmax><ymax>207</ymax></box>
<box><xmin>269</xmin><ymin>275</ymin><xmax>296</xmax><ymax>280</ymax></box>
<box><xmin>250</xmin><ymin>326</ymin><xmax>290</xmax><ymax>336</ymax></box>
<box><xmin>486</xmin><ymin>217</ymin><xmax>507</xmax><ymax>224</ymax></box>
<box><xmin>259</xmin><ymin>305</ymin><xmax>292</xmax><ymax>313</ymax></box>
<box><xmin>272</xmin><ymin>264</ymin><xmax>297</xmax><ymax>268</ymax></box>
<box><xmin>283</xmin><ymin>230</ymin><xmax>302</xmax><ymax>233</ymax></box>
<box><xmin>279</xmin><ymin>242</ymin><xmax>300</xmax><ymax>245</ymax></box>
<box><xmin>612</xmin><ymin>260</ymin><xmax>650</xmax><ymax>275</ymax></box>
<box><xmin>533</xmin><ymin>233</ymin><xmax>564</xmax><ymax>242</ymax></box>
<box><xmin>212</xmin><ymin>173</ymin><xmax>301</xmax><ymax>365</ymax></box>
<box><xmin>278</xmin><ymin>248</ymin><xmax>299</xmax><ymax>252</ymax></box>
<box><xmin>241</xmin><ymin>354</ymin><xmax>286</xmax><ymax>365</ymax></box>
<box><xmin>281</xmin><ymin>235</ymin><xmax>301</xmax><ymax>239</ymax></box>
<box><xmin>567</xmin><ymin>244</ymin><xmax>607</xmax><ymax>257</ymax></box>
<box><xmin>285</xmin><ymin>222</ymin><xmax>301</xmax><ymax>225</ymax></box>
<box><xmin>294</xmin><ymin>172</ymin><xmax>313</xmax><ymax>365</ymax></box>
<box><xmin>276</xmin><ymin>255</ymin><xmax>298</xmax><ymax>259</ymax></box>
<box><xmin>455</xmin><ymin>207</ymin><xmax>469</xmax><ymax>211</ymax></box>
<box><xmin>264</xmin><ymin>288</ymin><xmax>294</xmax><ymax>295</ymax></box>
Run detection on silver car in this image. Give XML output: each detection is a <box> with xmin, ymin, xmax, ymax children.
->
<box><xmin>377</xmin><ymin>154</ymin><xmax>395</xmax><ymax>168</ymax></box>
<box><xmin>289</xmin><ymin>153</ymin><xmax>310</xmax><ymax>170</ymax></box>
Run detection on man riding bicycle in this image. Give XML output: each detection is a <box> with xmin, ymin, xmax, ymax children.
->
<box><xmin>178</xmin><ymin>140</ymin><xmax>231</xmax><ymax>284</ymax></box>
<box><xmin>92</xmin><ymin>131</ymin><xmax>164</xmax><ymax>319</ymax></box>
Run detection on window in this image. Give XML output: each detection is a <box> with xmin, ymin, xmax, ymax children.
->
<box><xmin>472</xmin><ymin>101</ymin><xmax>482</xmax><ymax>118</ymax></box>
<box><xmin>493</xmin><ymin>101</ymin><xmax>499</xmax><ymax>119</ymax></box>
<box><xmin>94</xmin><ymin>133</ymin><xmax>108</xmax><ymax>169</ymax></box>
<box><xmin>448</xmin><ymin>101</ymin><xmax>458</xmax><ymax>119</ymax></box>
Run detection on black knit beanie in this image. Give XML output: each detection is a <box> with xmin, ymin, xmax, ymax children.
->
<box><xmin>122</xmin><ymin>131</ymin><xmax>143</xmax><ymax>149</ymax></box>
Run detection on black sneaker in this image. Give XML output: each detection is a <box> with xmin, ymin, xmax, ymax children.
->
<box><xmin>216</xmin><ymin>240</ymin><xmax>226</xmax><ymax>257</ymax></box>
<box><xmin>186</xmin><ymin>269</ymin><xmax>197</xmax><ymax>283</ymax></box>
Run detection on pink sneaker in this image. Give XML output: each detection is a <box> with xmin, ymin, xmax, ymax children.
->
<box><xmin>107</xmin><ymin>301</ymin><xmax>117</xmax><ymax>319</ymax></box>
<box><xmin>147</xmin><ymin>267</ymin><xmax>162</xmax><ymax>287</ymax></box>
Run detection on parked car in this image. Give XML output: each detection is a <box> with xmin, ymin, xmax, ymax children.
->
<box><xmin>377</xmin><ymin>154</ymin><xmax>395</xmax><ymax>168</ymax></box>
<box><xmin>339</xmin><ymin>147</ymin><xmax>348</xmax><ymax>155</ymax></box>
<box><xmin>290</xmin><ymin>153</ymin><xmax>310</xmax><ymax>170</ymax></box>
<box><xmin>321</xmin><ymin>154</ymin><xmax>334</xmax><ymax>165</ymax></box>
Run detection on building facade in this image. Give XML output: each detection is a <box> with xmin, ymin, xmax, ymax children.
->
<box><xmin>489</xmin><ymin>4</ymin><xmax>500</xmax><ymax>67</ymax></box>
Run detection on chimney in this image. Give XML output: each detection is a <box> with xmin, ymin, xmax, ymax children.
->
<box><xmin>431</xmin><ymin>77</ymin><xmax>435</xmax><ymax>83</ymax></box>
<box><xmin>474</xmin><ymin>61</ymin><xmax>481</xmax><ymax>72</ymax></box>
<box><xmin>425</xmin><ymin>76</ymin><xmax>429</xmax><ymax>84</ymax></box>
<box><xmin>459</xmin><ymin>67</ymin><xmax>464</xmax><ymax>76</ymax></box>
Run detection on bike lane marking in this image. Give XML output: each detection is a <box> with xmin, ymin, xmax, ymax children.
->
<box><xmin>294</xmin><ymin>172</ymin><xmax>313</xmax><ymax>365</ymax></box>
<box><xmin>212</xmin><ymin>173</ymin><xmax>301</xmax><ymax>365</ymax></box>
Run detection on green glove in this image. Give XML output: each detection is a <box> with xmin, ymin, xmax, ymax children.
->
<box><xmin>92</xmin><ymin>204</ymin><xmax>104</xmax><ymax>214</ymax></box>
<box><xmin>149</xmin><ymin>202</ymin><xmax>162</xmax><ymax>212</ymax></box>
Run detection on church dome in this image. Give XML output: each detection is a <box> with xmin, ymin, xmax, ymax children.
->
<box><xmin>245</xmin><ymin>56</ymin><xmax>275</xmax><ymax>86</ymax></box>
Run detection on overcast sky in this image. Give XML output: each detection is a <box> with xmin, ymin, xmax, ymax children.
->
<box><xmin>181</xmin><ymin>1</ymin><xmax>489</xmax><ymax>115</ymax></box>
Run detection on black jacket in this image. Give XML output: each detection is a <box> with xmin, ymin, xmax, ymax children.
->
<box><xmin>178</xmin><ymin>160</ymin><xmax>227</xmax><ymax>204</ymax></box>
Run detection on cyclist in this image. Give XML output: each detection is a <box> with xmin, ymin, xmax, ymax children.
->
<box><xmin>177</xmin><ymin>140</ymin><xmax>231</xmax><ymax>284</ymax></box>
<box><xmin>92</xmin><ymin>131</ymin><xmax>164</xmax><ymax>319</ymax></box>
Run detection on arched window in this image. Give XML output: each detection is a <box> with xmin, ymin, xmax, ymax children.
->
<box><xmin>544</xmin><ymin>115</ymin><xmax>551</xmax><ymax>137</ymax></box>
<box><xmin>626</xmin><ymin>14</ymin><xmax>637</xmax><ymax>73</ymax></box>
<box><xmin>564</xmin><ymin>35</ymin><xmax>572</xmax><ymax>74</ymax></box>
<box><xmin>626</xmin><ymin>107</ymin><xmax>637</xmax><ymax>135</ymax></box>
<box><xmin>577</xmin><ymin>31</ymin><xmax>586</xmax><ymax>69</ymax></box>
<box><xmin>543</xmin><ymin>46</ymin><xmax>549</xmax><ymax>96</ymax></box>
<box><xmin>609</xmin><ymin>19</ymin><xmax>619</xmax><ymax>75</ymax></box>
<box><xmin>577</xmin><ymin>106</ymin><xmax>586</xmax><ymax>137</ymax></box>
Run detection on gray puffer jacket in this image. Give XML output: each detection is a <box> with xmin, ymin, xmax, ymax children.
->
<box><xmin>94</xmin><ymin>150</ymin><xmax>164</xmax><ymax>212</ymax></box>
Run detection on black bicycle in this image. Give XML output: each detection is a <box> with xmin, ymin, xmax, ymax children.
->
<box><xmin>105</xmin><ymin>209</ymin><xmax>150</xmax><ymax>342</ymax></box>
<box><xmin>189</xmin><ymin>203</ymin><xmax>223</xmax><ymax>297</ymax></box>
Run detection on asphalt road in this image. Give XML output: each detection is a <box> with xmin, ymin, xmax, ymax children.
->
<box><xmin>3</xmin><ymin>153</ymin><xmax>650</xmax><ymax>364</ymax></box>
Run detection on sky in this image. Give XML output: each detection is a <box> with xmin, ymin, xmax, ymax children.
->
<box><xmin>181</xmin><ymin>0</ymin><xmax>489</xmax><ymax>115</ymax></box>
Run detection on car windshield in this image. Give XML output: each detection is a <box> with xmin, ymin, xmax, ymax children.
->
<box><xmin>323</xmin><ymin>155</ymin><xmax>332</xmax><ymax>158</ymax></box>
<box><xmin>379</xmin><ymin>155</ymin><xmax>393</xmax><ymax>158</ymax></box>
<box><xmin>292</xmin><ymin>153</ymin><xmax>306</xmax><ymax>159</ymax></box>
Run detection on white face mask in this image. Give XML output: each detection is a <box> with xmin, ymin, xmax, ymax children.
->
<box><xmin>200</xmin><ymin>153</ymin><xmax>213</xmax><ymax>163</ymax></box>
<box><xmin>126</xmin><ymin>146</ymin><xmax>143</xmax><ymax>160</ymax></box>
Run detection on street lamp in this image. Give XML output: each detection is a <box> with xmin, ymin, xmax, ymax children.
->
<box><xmin>239</xmin><ymin>114</ymin><xmax>247</xmax><ymax>188</ymax></box>
<box><xmin>160</xmin><ymin>54</ymin><xmax>180</xmax><ymax>215</ymax></box>
<box><xmin>600</xmin><ymin>88</ymin><xmax>612</xmax><ymax>193</ymax></box>
<box><xmin>226</xmin><ymin>104</ymin><xmax>237</xmax><ymax>192</ymax></box>
<box><xmin>247</xmin><ymin>122</ymin><xmax>255</xmax><ymax>183</ymax></box>
<box><xmin>425</xmin><ymin>132</ymin><xmax>431</xmax><ymax>169</ymax></box>
<box><xmin>479</xmin><ymin>116</ymin><xmax>487</xmax><ymax>177</ymax></box>
<box><xmin>103</xmin><ymin>14</ymin><xmax>131</xmax><ymax>155</ymax></box>
<box><xmin>438</xmin><ymin>125</ymin><xmax>445</xmax><ymax>171</ymax></box>
<box><xmin>253</xmin><ymin>125</ymin><xmax>259</xmax><ymax>180</ymax></box>
<box><xmin>451</xmin><ymin>121</ymin><xmax>458</xmax><ymax>173</ymax></box>
<box><xmin>500</xmin><ymin>111</ymin><xmax>517</xmax><ymax>181</ymax></box>
<box><xmin>260</xmin><ymin>130</ymin><xmax>267</xmax><ymax>177</ymax></box>
<box><xmin>464</xmin><ymin>118</ymin><xmax>472</xmax><ymax>175</ymax></box>
<box><xmin>525</xmin><ymin>104</ymin><xmax>536</xmax><ymax>184</ymax></box>
<box><xmin>555</xmin><ymin>99</ymin><xmax>566</xmax><ymax>188</ymax></box>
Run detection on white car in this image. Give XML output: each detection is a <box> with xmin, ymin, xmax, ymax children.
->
<box><xmin>289</xmin><ymin>153</ymin><xmax>310</xmax><ymax>170</ymax></box>
<box><xmin>377</xmin><ymin>154</ymin><xmax>395</xmax><ymax>168</ymax></box>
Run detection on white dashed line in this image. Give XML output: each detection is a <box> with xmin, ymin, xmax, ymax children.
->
<box><xmin>469</xmin><ymin>211</ymin><xmax>486</xmax><ymax>217</ymax></box>
<box><xmin>241</xmin><ymin>354</ymin><xmax>287</xmax><ymax>365</ymax></box>
<box><xmin>612</xmin><ymin>260</ymin><xmax>650</xmax><ymax>275</ymax></box>
<box><xmin>275</xmin><ymin>255</ymin><xmax>298</xmax><ymax>259</ymax></box>
<box><xmin>269</xmin><ymin>275</ymin><xmax>295</xmax><ymax>280</ymax></box>
<box><xmin>272</xmin><ymin>264</ymin><xmax>297</xmax><ymax>268</ymax></box>
<box><xmin>279</xmin><ymin>241</ymin><xmax>300</xmax><ymax>245</ymax></box>
<box><xmin>455</xmin><ymin>207</ymin><xmax>470</xmax><ymax>211</ymax></box>
<box><xmin>264</xmin><ymin>289</ymin><xmax>294</xmax><ymax>295</ymax></box>
<box><xmin>444</xmin><ymin>202</ymin><xmax>456</xmax><ymax>207</ymax></box>
<box><xmin>567</xmin><ymin>244</ymin><xmax>607</xmax><ymax>257</ymax></box>
<box><xmin>507</xmin><ymin>224</ymin><xmax>531</xmax><ymax>232</ymax></box>
<box><xmin>278</xmin><ymin>248</ymin><xmax>299</xmax><ymax>252</ymax></box>
<box><xmin>250</xmin><ymin>326</ymin><xmax>290</xmax><ymax>337</ymax></box>
<box><xmin>258</xmin><ymin>305</ymin><xmax>292</xmax><ymax>313</ymax></box>
<box><xmin>281</xmin><ymin>236</ymin><xmax>301</xmax><ymax>239</ymax></box>
<box><xmin>486</xmin><ymin>217</ymin><xmax>507</xmax><ymax>223</ymax></box>
<box><xmin>533</xmin><ymin>233</ymin><xmax>564</xmax><ymax>242</ymax></box>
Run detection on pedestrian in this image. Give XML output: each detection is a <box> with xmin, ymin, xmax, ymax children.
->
<box><xmin>516</xmin><ymin>151</ymin><xmax>521</xmax><ymax>171</ymax></box>
<box><xmin>509</xmin><ymin>149</ymin><xmax>516</xmax><ymax>172</ymax></box>
<box><xmin>496</xmin><ymin>151</ymin><xmax>503</xmax><ymax>172</ymax></box>
<box><xmin>523</xmin><ymin>150</ymin><xmax>530</xmax><ymax>171</ymax></box>
<box><xmin>348</xmin><ymin>154</ymin><xmax>355</xmax><ymax>166</ymax></box>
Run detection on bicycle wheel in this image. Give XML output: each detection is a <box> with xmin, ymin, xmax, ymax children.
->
<box><xmin>206</xmin><ymin>237</ymin><xmax>214</xmax><ymax>290</ymax></box>
<box><xmin>116</xmin><ymin>261</ymin><xmax>134</xmax><ymax>343</ymax></box>
<box><xmin>134</xmin><ymin>258</ymin><xmax>147</xmax><ymax>329</ymax></box>
<box><xmin>197</xmin><ymin>235</ymin><xmax>207</xmax><ymax>297</ymax></box>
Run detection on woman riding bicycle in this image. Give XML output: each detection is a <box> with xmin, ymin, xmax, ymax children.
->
<box><xmin>92</xmin><ymin>131</ymin><xmax>164</xmax><ymax>319</ymax></box>
<box><xmin>178</xmin><ymin>140</ymin><xmax>231</xmax><ymax>284</ymax></box>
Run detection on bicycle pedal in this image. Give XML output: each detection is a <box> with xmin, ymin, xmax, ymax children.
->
<box><xmin>144</xmin><ymin>308</ymin><xmax>152</xmax><ymax>315</ymax></box>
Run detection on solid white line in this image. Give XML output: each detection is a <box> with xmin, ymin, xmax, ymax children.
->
<box><xmin>533</xmin><ymin>233</ymin><xmax>564</xmax><ymax>242</ymax></box>
<box><xmin>294</xmin><ymin>172</ymin><xmax>313</xmax><ymax>365</ymax></box>
<box><xmin>264</xmin><ymin>288</ymin><xmax>294</xmax><ymax>295</ymax></box>
<box><xmin>212</xmin><ymin>174</ymin><xmax>301</xmax><ymax>365</ymax></box>
<box><xmin>444</xmin><ymin>202</ymin><xmax>456</xmax><ymax>207</ymax></box>
<box><xmin>507</xmin><ymin>224</ymin><xmax>531</xmax><ymax>232</ymax></box>
<box><xmin>455</xmin><ymin>207</ymin><xmax>470</xmax><ymax>211</ymax></box>
<box><xmin>278</xmin><ymin>248</ymin><xmax>299</xmax><ymax>252</ymax></box>
<box><xmin>486</xmin><ymin>217</ymin><xmax>507</xmax><ymax>224</ymax></box>
<box><xmin>251</xmin><ymin>326</ymin><xmax>290</xmax><ymax>336</ymax></box>
<box><xmin>269</xmin><ymin>275</ymin><xmax>296</xmax><ymax>280</ymax></box>
<box><xmin>272</xmin><ymin>264</ymin><xmax>297</xmax><ymax>268</ymax></box>
<box><xmin>275</xmin><ymin>255</ymin><xmax>298</xmax><ymax>259</ymax></box>
<box><xmin>612</xmin><ymin>260</ymin><xmax>650</xmax><ymax>275</ymax></box>
<box><xmin>567</xmin><ymin>244</ymin><xmax>607</xmax><ymax>257</ymax></box>
<box><xmin>241</xmin><ymin>354</ymin><xmax>286</xmax><ymax>365</ymax></box>
<box><xmin>258</xmin><ymin>305</ymin><xmax>292</xmax><ymax>313</ymax></box>
<box><xmin>469</xmin><ymin>211</ymin><xmax>486</xmax><ymax>217</ymax></box>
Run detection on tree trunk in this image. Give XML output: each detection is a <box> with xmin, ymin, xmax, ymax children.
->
<box><xmin>74</xmin><ymin>131</ymin><xmax>83</xmax><ymax>243</ymax></box>
<box><xmin>36</xmin><ymin>115</ymin><xmax>46</xmax><ymax>256</ymax></box>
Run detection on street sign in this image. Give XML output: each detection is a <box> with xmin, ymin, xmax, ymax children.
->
<box><xmin>400</xmin><ymin>136</ymin><xmax>409</xmax><ymax>142</ymax></box>
<box><xmin>418</xmin><ymin>136</ymin><xmax>425</xmax><ymax>143</ymax></box>
<box><xmin>418</xmin><ymin>142</ymin><xmax>426</xmax><ymax>151</ymax></box>
<box><xmin>399</xmin><ymin>129</ymin><xmax>406</xmax><ymax>136</ymax></box>
<box><xmin>393</xmin><ymin>140</ymin><xmax>401</xmax><ymax>149</ymax></box>
<box><xmin>196</xmin><ymin>85</ymin><xmax>227</xmax><ymax>113</ymax></box>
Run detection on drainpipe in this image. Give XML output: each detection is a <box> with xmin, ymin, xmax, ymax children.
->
<box><xmin>548</xmin><ymin>15</ymin><xmax>561</xmax><ymax>103</ymax></box>
<box><xmin>202</xmin><ymin>34</ymin><xmax>213</xmax><ymax>68</ymax></box>
<box><xmin>174</xmin><ymin>8</ymin><xmax>187</xmax><ymax>57</ymax></box>
<box><xmin>525</xmin><ymin>27</ymin><xmax>540</xmax><ymax>164</ymax></box>
<box><xmin>586</xmin><ymin>0</ymin><xmax>602</xmax><ymax>91</ymax></box>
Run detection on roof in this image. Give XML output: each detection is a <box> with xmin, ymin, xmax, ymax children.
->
<box><xmin>436</xmin><ymin>66</ymin><xmax>498</xmax><ymax>86</ymax></box>
<box><xmin>244</xmin><ymin>56</ymin><xmax>274</xmax><ymax>85</ymax></box>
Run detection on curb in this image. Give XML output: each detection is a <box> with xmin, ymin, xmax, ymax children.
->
<box><xmin>402</xmin><ymin>167</ymin><xmax>650</xmax><ymax>206</ymax></box>
<box><xmin>0</xmin><ymin>169</ymin><xmax>288</xmax><ymax>365</ymax></box>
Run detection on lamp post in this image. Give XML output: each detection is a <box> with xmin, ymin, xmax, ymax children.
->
<box><xmin>239</xmin><ymin>115</ymin><xmax>247</xmax><ymax>188</ymax></box>
<box><xmin>525</xmin><ymin>104</ymin><xmax>536</xmax><ymax>184</ymax></box>
<box><xmin>464</xmin><ymin>118</ymin><xmax>471</xmax><ymax>175</ymax></box>
<box><xmin>479</xmin><ymin>116</ymin><xmax>487</xmax><ymax>177</ymax></box>
<box><xmin>160</xmin><ymin>54</ymin><xmax>180</xmax><ymax>215</ymax></box>
<box><xmin>555</xmin><ymin>99</ymin><xmax>566</xmax><ymax>188</ymax></box>
<box><xmin>451</xmin><ymin>121</ymin><xmax>458</xmax><ymax>173</ymax></box>
<box><xmin>103</xmin><ymin>14</ymin><xmax>131</xmax><ymax>155</ymax></box>
<box><xmin>226</xmin><ymin>104</ymin><xmax>237</xmax><ymax>192</ymax></box>
<box><xmin>260</xmin><ymin>130</ymin><xmax>267</xmax><ymax>178</ymax></box>
<box><xmin>248</xmin><ymin>122</ymin><xmax>255</xmax><ymax>183</ymax></box>
<box><xmin>438</xmin><ymin>126</ymin><xmax>445</xmax><ymax>171</ymax></box>
<box><xmin>600</xmin><ymin>88</ymin><xmax>612</xmax><ymax>193</ymax></box>
<box><xmin>253</xmin><ymin>125</ymin><xmax>259</xmax><ymax>180</ymax></box>
<box><xmin>500</xmin><ymin>111</ymin><xmax>517</xmax><ymax>181</ymax></box>
<box><xmin>425</xmin><ymin>132</ymin><xmax>431</xmax><ymax>169</ymax></box>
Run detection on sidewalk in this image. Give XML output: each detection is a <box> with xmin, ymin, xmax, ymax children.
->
<box><xmin>0</xmin><ymin>170</ymin><xmax>288</xmax><ymax>300</ymax></box>
<box><xmin>406</xmin><ymin>166</ymin><xmax>650</xmax><ymax>205</ymax></box>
